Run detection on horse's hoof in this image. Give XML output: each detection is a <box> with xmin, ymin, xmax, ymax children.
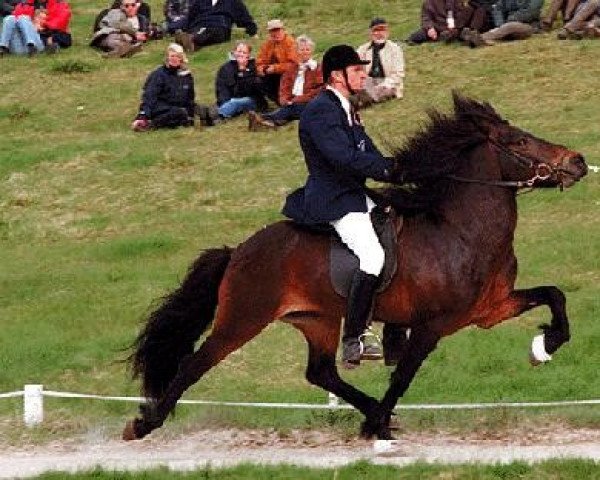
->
<box><xmin>122</xmin><ymin>420</ymin><xmax>138</xmax><ymax>441</ymax></box>
<box><xmin>529</xmin><ymin>334</ymin><xmax>552</xmax><ymax>366</ymax></box>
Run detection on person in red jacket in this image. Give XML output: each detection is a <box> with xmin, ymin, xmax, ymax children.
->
<box><xmin>4</xmin><ymin>0</ymin><xmax>72</xmax><ymax>52</ymax></box>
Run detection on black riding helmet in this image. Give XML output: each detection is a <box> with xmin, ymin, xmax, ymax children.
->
<box><xmin>322</xmin><ymin>44</ymin><xmax>370</xmax><ymax>92</ymax></box>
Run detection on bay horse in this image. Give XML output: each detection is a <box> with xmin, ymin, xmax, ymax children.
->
<box><xmin>123</xmin><ymin>93</ymin><xmax>587</xmax><ymax>441</ymax></box>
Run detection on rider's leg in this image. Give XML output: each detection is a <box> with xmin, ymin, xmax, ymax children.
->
<box><xmin>331</xmin><ymin>198</ymin><xmax>385</xmax><ymax>368</ymax></box>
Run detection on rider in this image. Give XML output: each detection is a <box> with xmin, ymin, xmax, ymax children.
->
<box><xmin>282</xmin><ymin>44</ymin><xmax>395</xmax><ymax>368</ymax></box>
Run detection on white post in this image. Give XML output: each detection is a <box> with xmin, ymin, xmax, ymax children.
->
<box><xmin>23</xmin><ymin>384</ymin><xmax>44</xmax><ymax>427</ymax></box>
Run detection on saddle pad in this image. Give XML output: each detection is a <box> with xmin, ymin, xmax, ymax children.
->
<box><xmin>330</xmin><ymin>213</ymin><xmax>401</xmax><ymax>298</ymax></box>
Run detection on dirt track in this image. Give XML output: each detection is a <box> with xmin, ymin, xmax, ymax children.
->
<box><xmin>2</xmin><ymin>427</ymin><xmax>599</xmax><ymax>478</ymax></box>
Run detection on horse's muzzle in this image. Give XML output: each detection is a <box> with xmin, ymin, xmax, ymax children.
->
<box><xmin>560</xmin><ymin>154</ymin><xmax>587</xmax><ymax>188</ymax></box>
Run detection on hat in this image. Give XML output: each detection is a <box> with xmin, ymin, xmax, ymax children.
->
<box><xmin>322</xmin><ymin>44</ymin><xmax>369</xmax><ymax>81</ymax></box>
<box><xmin>267</xmin><ymin>19</ymin><xmax>284</xmax><ymax>30</ymax></box>
<box><xmin>369</xmin><ymin>17</ymin><xmax>388</xmax><ymax>29</ymax></box>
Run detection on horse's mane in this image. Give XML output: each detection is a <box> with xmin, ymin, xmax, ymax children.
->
<box><xmin>381</xmin><ymin>92</ymin><xmax>508</xmax><ymax>216</ymax></box>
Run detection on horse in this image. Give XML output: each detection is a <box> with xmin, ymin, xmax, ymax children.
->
<box><xmin>122</xmin><ymin>93</ymin><xmax>587</xmax><ymax>441</ymax></box>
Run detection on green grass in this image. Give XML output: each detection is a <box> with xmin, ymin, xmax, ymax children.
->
<box><xmin>0</xmin><ymin>0</ymin><xmax>599</xmax><ymax>444</ymax></box>
<box><xmin>28</xmin><ymin>460</ymin><xmax>600</xmax><ymax>479</ymax></box>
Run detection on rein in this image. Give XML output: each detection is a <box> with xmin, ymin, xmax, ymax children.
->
<box><xmin>447</xmin><ymin>138</ymin><xmax>560</xmax><ymax>190</ymax></box>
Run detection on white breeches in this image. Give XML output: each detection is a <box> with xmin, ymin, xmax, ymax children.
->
<box><xmin>330</xmin><ymin>197</ymin><xmax>385</xmax><ymax>276</ymax></box>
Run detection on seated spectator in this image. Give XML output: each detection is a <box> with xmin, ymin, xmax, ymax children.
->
<box><xmin>256</xmin><ymin>19</ymin><xmax>298</xmax><ymax>104</ymax></box>
<box><xmin>541</xmin><ymin>0</ymin><xmax>581</xmax><ymax>30</ymax></box>
<box><xmin>248</xmin><ymin>34</ymin><xmax>323</xmax><ymax>130</ymax></box>
<box><xmin>163</xmin><ymin>0</ymin><xmax>190</xmax><ymax>34</ymax></box>
<box><xmin>556</xmin><ymin>0</ymin><xmax>600</xmax><ymax>38</ymax></box>
<box><xmin>355</xmin><ymin>17</ymin><xmax>404</xmax><ymax>108</ymax></box>
<box><xmin>90</xmin><ymin>0</ymin><xmax>149</xmax><ymax>58</ymax></box>
<box><xmin>174</xmin><ymin>0</ymin><xmax>256</xmax><ymax>53</ymax></box>
<box><xmin>198</xmin><ymin>40</ymin><xmax>265</xmax><ymax>126</ymax></box>
<box><xmin>0</xmin><ymin>0</ymin><xmax>71</xmax><ymax>55</ymax></box>
<box><xmin>407</xmin><ymin>0</ymin><xmax>487</xmax><ymax>44</ymax></box>
<box><xmin>92</xmin><ymin>0</ymin><xmax>150</xmax><ymax>31</ymax></box>
<box><xmin>131</xmin><ymin>43</ymin><xmax>196</xmax><ymax>132</ymax></box>
<box><xmin>460</xmin><ymin>0</ymin><xmax>543</xmax><ymax>46</ymax></box>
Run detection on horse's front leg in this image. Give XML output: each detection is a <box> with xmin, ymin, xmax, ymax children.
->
<box><xmin>518</xmin><ymin>286</ymin><xmax>570</xmax><ymax>362</ymax></box>
<box><xmin>478</xmin><ymin>286</ymin><xmax>570</xmax><ymax>364</ymax></box>
<box><xmin>363</xmin><ymin>326</ymin><xmax>440</xmax><ymax>439</ymax></box>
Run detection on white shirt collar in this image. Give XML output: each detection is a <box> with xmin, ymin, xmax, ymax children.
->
<box><xmin>326</xmin><ymin>85</ymin><xmax>352</xmax><ymax>126</ymax></box>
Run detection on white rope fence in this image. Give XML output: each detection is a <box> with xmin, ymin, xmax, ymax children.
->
<box><xmin>1</xmin><ymin>385</ymin><xmax>598</xmax><ymax>427</ymax></box>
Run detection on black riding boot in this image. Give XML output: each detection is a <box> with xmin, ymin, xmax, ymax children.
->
<box><xmin>342</xmin><ymin>270</ymin><xmax>381</xmax><ymax>368</ymax></box>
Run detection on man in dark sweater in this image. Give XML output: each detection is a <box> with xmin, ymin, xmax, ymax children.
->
<box><xmin>174</xmin><ymin>0</ymin><xmax>257</xmax><ymax>52</ymax></box>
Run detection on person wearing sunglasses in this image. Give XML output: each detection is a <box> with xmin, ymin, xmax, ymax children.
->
<box><xmin>90</xmin><ymin>0</ymin><xmax>149</xmax><ymax>58</ymax></box>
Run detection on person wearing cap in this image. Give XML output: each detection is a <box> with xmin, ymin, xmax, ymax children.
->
<box><xmin>173</xmin><ymin>0</ymin><xmax>257</xmax><ymax>53</ymax></box>
<box><xmin>131</xmin><ymin>43</ymin><xmax>196</xmax><ymax>132</ymax></box>
<box><xmin>282</xmin><ymin>45</ymin><xmax>398</xmax><ymax>369</ymax></box>
<box><xmin>255</xmin><ymin>19</ymin><xmax>299</xmax><ymax>104</ymax></box>
<box><xmin>355</xmin><ymin>17</ymin><xmax>405</xmax><ymax>108</ymax></box>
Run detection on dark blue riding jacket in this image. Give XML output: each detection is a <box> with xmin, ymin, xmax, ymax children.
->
<box><xmin>282</xmin><ymin>89</ymin><xmax>393</xmax><ymax>225</ymax></box>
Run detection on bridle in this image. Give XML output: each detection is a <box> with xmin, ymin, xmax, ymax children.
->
<box><xmin>448</xmin><ymin>136</ymin><xmax>563</xmax><ymax>190</ymax></box>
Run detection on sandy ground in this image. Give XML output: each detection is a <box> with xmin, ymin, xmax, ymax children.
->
<box><xmin>1</xmin><ymin>427</ymin><xmax>599</xmax><ymax>478</ymax></box>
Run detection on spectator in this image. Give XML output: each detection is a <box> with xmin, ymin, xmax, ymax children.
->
<box><xmin>0</xmin><ymin>7</ymin><xmax>44</xmax><ymax>55</ymax></box>
<box><xmin>556</xmin><ymin>0</ymin><xmax>600</xmax><ymax>38</ymax></box>
<box><xmin>407</xmin><ymin>0</ymin><xmax>487</xmax><ymax>44</ymax></box>
<box><xmin>249</xmin><ymin>34</ymin><xmax>323</xmax><ymax>130</ymax></box>
<box><xmin>90</xmin><ymin>0</ymin><xmax>149</xmax><ymax>58</ymax></box>
<box><xmin>541</xmin><ymin>0</ymin><xmax>581</xmax><ymax>30</ymax></box>
<box><xmin>163</xmin><ymin>0</ymin><xmax>190</xmax><ymax>33</ymax></box>
<box><xmin>460</xmin><ymin>0</ymin><xmax>543</xmax><ymax>46</ymax></box>
<box><xmin>197</xmin><ymin>40</ymin><xmax>265</xmax><ymax>126</ymax></box>
<box><xmin>256</xmin><ymin>19</ymin><xmax>299</xmax><ymax>104</ymax></box>
<box><xmin>355</xmin><ymin>17</ymin><xmax>405</xmax><ymax>108</ymax></box>
<box><xmin>131</xmin><ymin>43</ymin><xmax>196</xmax><ymax>132</ymax></box>
<box><xmin>174</xmin><ymin>0</ymin><xmax>257</xmax><ymax>53</ymax></box>
<box><xmin>0</xmin><ymin>0</ymin><xmax>70</xmax><ymax>55</ymax></box>
<box><xmin>93</xmin><ymin>0</ymin><xmax>151</xmax><ymax>32</ymax></box>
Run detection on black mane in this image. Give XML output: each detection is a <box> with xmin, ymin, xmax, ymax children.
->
<box><xmin>381</xmin><ymin>92</ymin><xmax>508</xmax><ymax>215</ymax></box>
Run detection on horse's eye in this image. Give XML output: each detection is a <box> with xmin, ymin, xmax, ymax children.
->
<box><xmin>516</xmin><ymin>138</ymin><xmax>528</xmax><ymax>147</ymax></box>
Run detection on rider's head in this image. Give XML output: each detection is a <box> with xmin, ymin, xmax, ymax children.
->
<box><xmin>322</xmin><ymin>44</ymin><xmax>369</xmax><ymax>97</ymax></box>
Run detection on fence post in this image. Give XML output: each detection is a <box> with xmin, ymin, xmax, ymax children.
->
<box><xmin>23</xmin><ymin>384</ymin><xmax>44</xmax><ymax>427</ymax></box>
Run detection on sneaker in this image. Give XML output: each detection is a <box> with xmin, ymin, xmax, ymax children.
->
<box><xmin>248</xmin><ymin>111</ymin><xmax>276</xmax><ymax>130</ymax></box>
<box><xmin>0</xmin><ymin>46</ymin><xmax>9</xmax><ymax>57</ymax></box>
<box><xmin>123</xmin><ymin>42</ymin><xmax>143</xmax><ymax>57</ymax></box>
<box><xmin>174</xmin><ymin>30</ymin><xmax>195</xmax><ymax>53</ymax></box>
<box><xmin>460</xmin><ymin>28</ymin><xmax>486</xmax><ymax>48</ymax></box>
<box><xmin>27</xmin><ymin>43</ymin><xmax>37</xmax><ymax>57</ymax></box>
<box><xmin>132</xmin><ymin>118</ymin><xmax>150</xmax><ymax>132</ymax></box>
<box><xmin>45</xmin><ymin>43</ymin><xmax>59</xmax><ymax>55</ymax></box>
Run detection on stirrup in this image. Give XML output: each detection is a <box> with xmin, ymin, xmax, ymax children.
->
<box><xmin>358</xmin><ymin>326</ymin><xmax>383</xmax><ymax>360</ymax></box>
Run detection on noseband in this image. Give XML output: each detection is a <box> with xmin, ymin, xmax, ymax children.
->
<box><xmin>448</xmin><ymin>137</ymin><xmax>561</xmax><ymax>190</ymax></box>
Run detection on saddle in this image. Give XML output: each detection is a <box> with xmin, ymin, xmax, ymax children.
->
<box><xmin>330</xmin><ymin>208</ymin><xmax>401</xmax><ymax>298</ymax></box>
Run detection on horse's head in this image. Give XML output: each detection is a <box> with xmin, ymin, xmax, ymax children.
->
<box><xmin>453</xmin><ymin>93</ymin><xmax>588</xmax><ymax>190</ymax></box>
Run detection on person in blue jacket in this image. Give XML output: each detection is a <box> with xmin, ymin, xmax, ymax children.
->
<box><xmin>282</xmin><ymin>44</ymin><xmax>396</xmax><ymax>369</ymax></box>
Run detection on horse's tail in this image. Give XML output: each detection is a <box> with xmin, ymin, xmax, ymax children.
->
<box><xmin>128</xmin><ymin>246</ymin><xmax>233</xmax><ymax>399</ymax></box>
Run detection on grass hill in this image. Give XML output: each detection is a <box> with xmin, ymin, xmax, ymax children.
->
<box><xmin>0</xmin><ymin>0</ymin><xmax>598</xmax><ymax>442</ymax></box>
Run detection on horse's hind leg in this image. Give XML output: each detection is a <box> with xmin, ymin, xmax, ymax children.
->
<box><xmin>127</xmin><ymin>310</ymin><xmax>273</xmax><ymax>440</ymax></box>
<box><xmin>294</xmin><ymin>317</ymin><xmax>382</xmax><ymax>436</ymax></box>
